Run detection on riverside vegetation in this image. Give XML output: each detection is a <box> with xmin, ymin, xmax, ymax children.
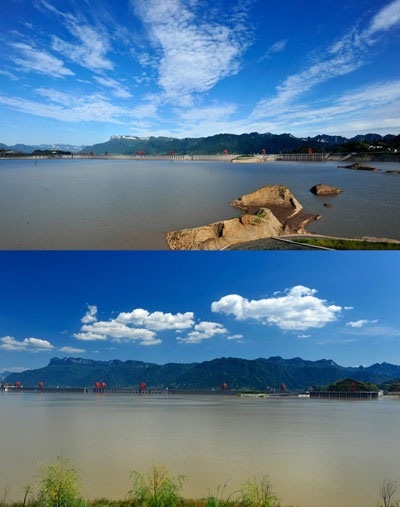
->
<box><xmin>0</xmin><ymin>457</ymin><xmax>398</xmax><ymax>507</ymax></box>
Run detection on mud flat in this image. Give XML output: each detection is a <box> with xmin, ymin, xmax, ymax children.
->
<box><xmin>165</xmin><ymin>185</ymin><xmax>320</xmax><ymax>250</ymax></box>
<box><xmin>338</xmin><ymin>163</ymin><xmax>380</xmax><ymax>171</ymax></box>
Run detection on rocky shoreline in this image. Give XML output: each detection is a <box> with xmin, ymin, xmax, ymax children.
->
<box><xmin>165</xmin><ymin>185</ymin><xmax>321</xmax><ymax>250</ymax></box>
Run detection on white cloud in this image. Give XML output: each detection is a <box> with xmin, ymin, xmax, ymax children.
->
<box><xmin>132</xmin><ymin>0</ymin><xmax>251</xmax><ymax>103</ymax></box>
<box><xmin>344</xmin><ymin>306</ymin><xmax>354</xmax><ymax>311</ymax></box>
<box><xmin>116</xmin><ymin>309</ymin><xmax>195</xmax><ymax>330</ymax></box>
<box><xmin>252</xmin><ymin>0</ymin><xmax>400</xmax><ymax>120</ymax></box>
<box><xmin>298</xmin><ymin>334</ymin><xmax>311</xmax><ymax>339</ymax></box>
<box><xmin>227</xmin><ymin>334</ymin><xmax>244</xmax><ymax>340</ymax></box>
<box><xmin>74</xmin><ymin>307</ymin><xmax>196</xmax><ymax>346</ymax></box>
<box><xmin>93</xmin><ymin>76</ymin><xmax>132</xmax><ymax>99</ymax></box>
<box><xmin>81</xmin><ymin>304</ymin><xmax>98</xmax><ymax>324</ymax></box>
<box><xmin>11</xmin><ymin>42</ymin><xmax>74</xmax><ymax>78</ymax></box>
<box><xmin>368</xmin><ymin>0</ymin><xmax>400</xmax><ymax>34</ymax></box>
<box><xmin>178</xmin><ymin>321</ymin><xmax>227</xmax><ymax>343</ymax></box>
<box><xmin>211</xmin><ymin>286</ymin><xmax>342</xmax><ymax>331</ymax></box>
<box><xmin>0</xmin><ymin>70</ymin><xmax>19</xmax><ymax>80</ymax></box>
<box><xmin>0</xmin><ymin>90</ymin><xmax>128</xmax><ymax>124</ymax></box>
<box><xmin>346</xmin><ymin>319</ymin><xmax>378</xmax><ymax>328</ymax></box>
<box><xmin>259</xmin><ymin>39</ymin><xmax>288</xmax><ymax>61</ymax></box>
<box><xmin>76</xmin><ymin>321</ymin><xmax>156</xmax><ymax>343</ymax></box>
<box><xmin>59</xmin><ymin>346</ymin><xmax>86</xmax><ymax>353</ymax></box>
<box><xmin>0</xmin><ymin>336</ymin><xmax>53</xmax><ymax>352</ymax></box>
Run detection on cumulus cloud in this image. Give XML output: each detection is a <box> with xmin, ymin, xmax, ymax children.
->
<box><xmin>116</xmin><ymin>309</ymin><xmax>195</xmax><ymax>330</ymax></box>
<box><xmin>0</xmin><ymin>336</ymin><xmax>53</xmax><ymax>352</ymax></box>
<box><xmin>178</xmin><ymin>321</ymin><xmax>227</xmax><ymax>343</ymax></box>
<box><xmin>211</xmin><ymin>286</ymin><xmax>342</xmax><ymax>331</ymax></box>
<box><xmin>132</xmin><ymin>0</ymin><xmax>251</xmax><ymax>103</ymax></box>
<box><xmin>346</xmin><ymin>319</ymin><xmax>378</xmax><ymax>328</ymax></box>
<box><xmin>75</xmin><ymin>307</ymin><xmax>196</xmax><ymax>346</ymax></box>
<box><xmin>11</xmin><ymin>42</ymin><xmax>74</xmax><ymax>78</ymax></box>
<box><xmin>81</xmin><ymin>305</ymin><xmax>98</xmax><ymax>324</ymax></box>
<box><xmin>59</xmin><ymin>346</ymin><xmax>86</xmax><ymax>353</ymax></box>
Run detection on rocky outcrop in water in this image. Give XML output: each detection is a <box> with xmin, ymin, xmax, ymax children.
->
<box><xmin>230</xmin><ymin>185</ymin><xmax>302</xmax><ymax>216</ymax></box>
<box><xmin>338</xmin><ymin>163</ymin><xmax>380</xmax><ymax>171</ymax></box>
<box><xmin>310</xmin><ymin>184</ymin><xmax>343</xmax><ymax>196</ymax></box>
<box><xmin>165</xmin><ymin>185</ymin><xmax>318</xmax><ymax>250</ymax></box>
<box><xmin>386</xmin><ymin>170</ymin><xmax>400</xmax><ymax>174</ymax></box>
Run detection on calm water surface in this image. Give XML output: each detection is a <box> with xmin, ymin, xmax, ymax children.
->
<box><xmin>0</xmin><ymin>159</ymin><xmax>400</xmax><ymax>249</ymax></box>
<box><xmin>1</xmin><ymin>392</ymin><xmax>399</xmax><ymax>506</ymax></box>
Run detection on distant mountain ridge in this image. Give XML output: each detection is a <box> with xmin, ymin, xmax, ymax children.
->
<box><xmin>1</xmin><ymin>132</ymin><xmax>398</xmax><ymax>155</ymax></box>
<box><xmin>81</xmin><ymin>132</ymin><xmax>399</xmax><ymax>155</ymax></box>
<box><xmin>0</xmin><ymin>143</ymin><xmax>84</xmax><ymax>153</ymax></box>
<box><xmin>4</xmin><ymin>356</ymin><xmax>400</xmax><ymax>390</ymax></box>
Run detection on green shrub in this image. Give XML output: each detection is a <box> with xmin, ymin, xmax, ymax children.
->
<box><xmin>204</xmin><ymin>481</ymin><xmax>233</xmax><ymax>507</ymax></box>
<box><xmin>239</xmin><ymin>476</ymin><xmax>280</xmax><ymax>507</ymax></box>
<box><xmin>36</xmin><ymin>455</ymin><xmax>82</xmax><ymax>507</ymax></box>
<box><xmin>128</xmin><ymin>465</ymin><xmax>186</xmax><ymax>507</ymax></box>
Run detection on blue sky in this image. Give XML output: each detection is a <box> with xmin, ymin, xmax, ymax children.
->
<box><xmin>0</xmin><ymin>251</ymin><xmax>399</xmax><ymax>373</ymax></box>
<box><xmin>1</xmin><ymin>0</ymin><xmax>400</xmax><ymax>145</ymax></box>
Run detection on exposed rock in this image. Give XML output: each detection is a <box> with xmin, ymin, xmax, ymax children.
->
<box><xmin>230</xmin><ymin>185</ymin><xmax>302</xmax><ymax>218</ymax></box>
<box><xmin>324</xmin><ymin>203</ymin><xmax>333</xmax><ymax>208</ymax></box>
<box><xmin>166</xmin><ymin>185</ymin><xmax>319</xmax><ymax>250</ymax></box>
<box><xmin>166</xmin><ymin>211</ymin><xmax>284</xmax><ymax>250</ymax></box>
<box><xmin>386</xmin><ymin>170</ymin><xmax>400</xmax><ymax>174</ymax></box>
<box><xmin>310</xmin><ymin>184</ymin><xmax>343</xmax><ymax>196</ymax></box>
<box><xmin>338</xmin><ymin>163</ymin><xmax>380</xmax><ymax>171</ymax></box>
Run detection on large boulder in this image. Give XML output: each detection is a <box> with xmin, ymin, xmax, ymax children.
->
<box><xmin>230</xmin><ymin>185</ymin><xmax>302</xmax><ymax>218</ymax></box>
<box><xmin>310</xmin><ymin>184</ymin><xmax>343</xmax><ymax>196</ymax></box>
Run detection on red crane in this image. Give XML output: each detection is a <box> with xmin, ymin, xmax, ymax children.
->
<box><xmin>15</xmin><ymin>381</ymin><xmax>21</xmax><ymax>388</ymax></box>
<box><xmin>38</xmin><ymin>382</ymin><xmax>44</xmax><ymax>389</ymax></box>
<box><xmin>94</xmin><ymin>382</ymin><xmax>101</xmax><ymax>391</ymax></box>
<box><xmin>104</xmin><ymin>151</ymin><xmax>108</xmax><ymax>156</ymax></box>
<box><xmin>223</xmin><ymin>150</ymin><xmax>228</xmax><ymax>155</ymax></box>
<box><xmin>280</xmin><ymin>383</ymin><xmax>286</xmax><ymax>393</ymax></box>
<box><xmin>221</xmin><ymin>382</ymin><xmax>228</xmax><ymax>391</ymax></box>
<box><xmin>262</xmin><ymin>149</ymin><xmax>266</xmax><ymax>155</ymax></box>
<box><xmin>170</xmin><ymin>151</ymin><xmax>174</xmax><ymax>156</ymax></box>
<box><xmin>90</xmin><ymin>152</ymin><xmax>94</xmax><ymax>156</ymax></box>
<box><xmin>136</xmin><ymin>151</ymin><xmax>140</xmax><ymax>156</ymax></box>
<box><xmin>100</xmin><ymin>382</ymin><xmax>106</xmax><ymax>391</ymax></box>
<box><xmin>350</xmin><ymin>382</ymin><xmax>356</xmax><ymax>393</ymax></box>
<box><xmin>139</xmin><ymin>382</ymin><xmax>146</xmax><ymax>391</ymax></box>
<box><xmin>308</xmin><ymin>148</ymin><xmax>313</xmax><ymax>155</ymax></box>
<box><xmin>141</xmin><ymin>151</ymin><xmax>145</xmax><ymax>156</ymax></box>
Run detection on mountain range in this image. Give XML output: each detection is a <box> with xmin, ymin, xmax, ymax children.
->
<box><xmin>3</xmin><ymin>356</ymin><xmax>400</xmax><ymax>390</ymax></box>
<box><xmin>1</xmin><ymin>132</ymin><xmax>399</xmax><ymax>155</ymax></box>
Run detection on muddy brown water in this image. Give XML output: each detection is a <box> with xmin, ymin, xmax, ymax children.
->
<box><xmin>0</xmin><ymin>159</ymin><xmax>400</xmax><ymax>249</ymax></box>
<box><xmin>1</xmin><ymin>392</ymin><xmax>399</xmax><ymax>507</ymax></box>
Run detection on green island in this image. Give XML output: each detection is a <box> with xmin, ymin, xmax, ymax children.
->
<box><xmin>291</xmin><ymin>237</ymin><xmax>400</xmax><ymax>250</ymax></box>
<box><xmin>324</xmin><ymin>378</ymin><xmax>379</xmax><ymax>392</ymax></box>
<box><xmin>1</xmin><ymin>457</ymin><xmax>398</xmax><ymax>507</ymax></box>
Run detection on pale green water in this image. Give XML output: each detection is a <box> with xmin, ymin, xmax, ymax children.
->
<box><xmin>0</xmin><ymin>159</ymin><xmax>400</xmax><ymax>249</ymax></box>
<box><xmin>0</xmin><ymin>392</ymin><xmax>399</xmax><ymax>506</ymax></box>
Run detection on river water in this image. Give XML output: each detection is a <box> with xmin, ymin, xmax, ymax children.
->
<box><xmin>1</xmin><ymin>392</ymin><xmax>399</xmax><ymax>506</ymax></box>
<box><xmin>0</xmin><ymin>159</ymin><xmax>399</xmax><ymax>249</ymax></box>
